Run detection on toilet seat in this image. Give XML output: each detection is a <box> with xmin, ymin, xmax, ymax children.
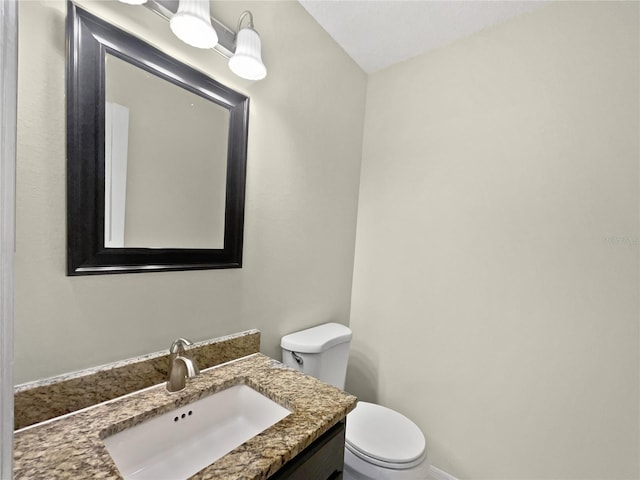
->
<box><xmin>346</xmin><ymin>402</ymin><xmax>427</xmax><ymax>470</ymax></box>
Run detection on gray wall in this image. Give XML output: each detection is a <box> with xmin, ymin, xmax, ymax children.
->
<box><xmin>350</xmin><ymin>2</ymin><xmax>639</xmax><ymax>478</ymax></box>
<box><xmin>15</xmin><ymin>0</ymin><xmax>366</xmax><ymax>383</ymax></box>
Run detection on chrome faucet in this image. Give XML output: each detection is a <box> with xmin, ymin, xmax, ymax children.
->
<box><xmin>166</xmin><ymin>338</ymin><xmax>200</xmax><ymax>392</ymax></box>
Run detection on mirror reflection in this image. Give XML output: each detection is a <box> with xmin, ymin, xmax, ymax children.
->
<box><xmin>104</xmin><ymin>54</ymin><xmax>229</xmax><ymax>249</ymax></box>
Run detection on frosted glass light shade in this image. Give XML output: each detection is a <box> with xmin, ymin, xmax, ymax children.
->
<box><xmin>170</xmin><ymin>0</ymin><xmax>218</xmax><ymax>49</ymax></box>
<box><xmin>118</xmin><ymin>0</ymin><xmax>147</xmax><ymax>4</ymax></box>
<box><xmin>229</xmin><ymin>27</ymin><xmax>267</xmax><ymax>81</ymax></box>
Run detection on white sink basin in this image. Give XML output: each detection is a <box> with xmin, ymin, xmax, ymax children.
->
<box><xmin>103</xmin><ymin>384</ymin><xmax>291</xmax><ymax>480</ymax></box>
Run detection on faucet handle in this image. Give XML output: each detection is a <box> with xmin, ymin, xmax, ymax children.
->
<box><xmin>169</xmin><ymin>338</ymin><xmax>194</xmax><ymax>355</ymax></box>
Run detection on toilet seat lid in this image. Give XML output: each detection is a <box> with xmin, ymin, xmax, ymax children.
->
<box><xmin>345</xmin><ymin>402</ymin><xmax>426</xmax><ymax>468</ymax></box>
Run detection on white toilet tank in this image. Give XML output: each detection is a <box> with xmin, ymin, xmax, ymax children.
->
<box><xmin>281</xmin><ymin>323</ymin><xmax>352</xmax><ymax>390</ymax></box>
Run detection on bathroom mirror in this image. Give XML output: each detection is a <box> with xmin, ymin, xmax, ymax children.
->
<box><xmin>67</xmin><ymin>2</ymin><xmax>249</xmax><ymax>275</ymax></box>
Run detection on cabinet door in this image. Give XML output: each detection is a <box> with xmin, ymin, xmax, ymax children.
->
<box><xmin>270</xmin><ymin>421</ymin><xmax>345</xmax><ymax>480</ymax></box>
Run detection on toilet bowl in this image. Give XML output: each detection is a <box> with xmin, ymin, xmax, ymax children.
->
<box><xmin>281</xmin><ymin>323</ymin><xmax>431</xmax><ymax>479</ymax></box>
<box><xmin>343</xmin><ymin>401</ymin><xmax>431</xmax><ymax>480</ymax></box>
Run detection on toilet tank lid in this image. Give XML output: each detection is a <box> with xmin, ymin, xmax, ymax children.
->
<box><xmin>281</xmin><ymin>323</ymin><xmax>352</xmax><ymax>353</ymax></box>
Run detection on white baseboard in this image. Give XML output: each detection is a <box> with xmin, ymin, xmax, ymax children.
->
<box><xmin>430</xmin><ymin>465</ymin><xmax>459</xmax><ymax>480</ymax></box>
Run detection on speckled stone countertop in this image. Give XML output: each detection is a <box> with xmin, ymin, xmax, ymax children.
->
<box><xmin>13</xmin><ymin>353</ymin><xmax>357</xmax><ymax>480</ymax></box>
<box><xmin>15</xmin><ymin>330</ymin><xmax>260</xmax><ymax>430</ymax></box>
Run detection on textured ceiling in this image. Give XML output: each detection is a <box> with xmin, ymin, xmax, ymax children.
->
<box><xmin>298</xmin><ymin>1</ymin><xmax>549</xmax><ymax>73</ymax></box>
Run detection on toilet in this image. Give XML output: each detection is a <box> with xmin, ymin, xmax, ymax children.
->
<box><xmin>281</xmin><ymin>323</ymin><xmax>431</xmax><ymax>480</ymax></box>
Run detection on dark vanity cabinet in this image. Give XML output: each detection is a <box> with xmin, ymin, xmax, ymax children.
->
<box><xmin>270</xmin><ymin>421</ymin><xmax>346</xmax><ymax>480</ymax></box>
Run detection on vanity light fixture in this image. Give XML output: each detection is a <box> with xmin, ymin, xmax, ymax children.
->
<box><xmin>169</xmin><ymin>0</ymin><xmax>218</xmax><ymax>49</ymax></box>
<box><xmin>116</xmin><ymin>0</ymin><xmax>267</xmax><ymax>81</ymax></box>
<box><xmin>228</xmin><ymin>11</ymin><xmax>266</xmax><ymax>81</ymax></box>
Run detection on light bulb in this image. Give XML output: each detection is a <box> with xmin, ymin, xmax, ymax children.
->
<box><xmin>170</xmin><ymin>0</ymin><xmax>218</xmax><ymax>49</ymax></box>
<box><xmin>229</xmin><ymin>27</ymin><xmax>266</xmax><ymax>81</ymax></box>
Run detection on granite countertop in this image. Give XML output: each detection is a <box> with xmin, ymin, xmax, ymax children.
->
<box><xmin>15</xmin><ymin>330</ymin><xmax>261</xmax><ymax>430</ymax></box>
<box><xmin>13</xmin><ymin>353</ymin><xmax>357</xmax><ymax>480</ymax></box>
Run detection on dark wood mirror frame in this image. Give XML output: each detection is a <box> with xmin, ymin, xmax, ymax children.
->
<box><xmin>66</xmin><ymin>2</ymin><xmax>249</xmax><ymax>275</ymax></box>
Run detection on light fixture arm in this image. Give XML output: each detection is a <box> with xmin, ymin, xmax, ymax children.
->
<box><xmin>236</xmin><ymin>10</ymin><xmax>254</xmax><ymax>31</ymax></box>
